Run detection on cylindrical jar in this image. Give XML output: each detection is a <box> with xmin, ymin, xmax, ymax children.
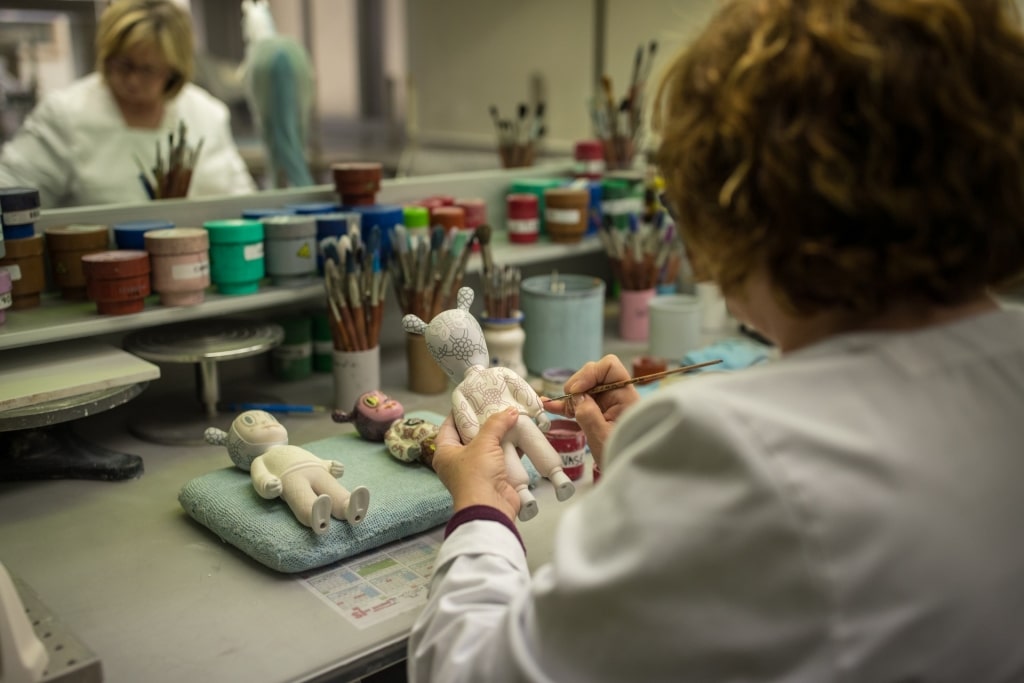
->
<box><xmin>0</xmin><ymin>187</ymin><xmax>41</xmax><ymax>240</ymax></box>
<box><xmin>0</xmin><ymin>234</ymin><xmax>45</xmax><ymax>309</ymax></box>
<box><xmin>506</xmin><ymin>194</ymin><xmax>539</xmax><ymax>244</ymax></box>
<box><xmin>203</xmin><ymin>219</ymin><xmax>265</xmax><ymax>295</ymax></box>
<box><xmin>545</xmin><ymin>419</ymin><xmax>587</xmax><ymax>482</ymax></box>
<box><xmin>430</xmin><ymin>206</ymin><xmax>465</xmax><ymax>235</ymax></box>
<box><xmin>455</xmin><ymin>198</ymin><xmax>486</xmax><ymax>249</ymax></box>
<box><xmin>332</xmin><ymin>162</ymin><xmax>382</xmax><ymax>206</ymax></box>
<box><xmin>403</xmin><ymin>205</ymin><xmax>430</xmax><ymax>239</ymax></box>
<box><xmin>543</xmin><ymin>188</ymin><xmax>589</xmax><ymax>244</ymax></box>
<box><xmin>284</xmin><ymin>202</ymin><xmax>338</xmax><ymax>216</ymax></box>
<box><xmin>113</xmin><ymin>219</ymin><xmax>174</xmax><ymax>250</ymax></box>
<box><xmin>44</xmin><ymin>224</ymin><xmax>110</xmax><ymax>300</ymax></box>
<box><xmin>574</xmin><ymin>140</ymin><xmax>606</xmax><ymax>180</ymax></box>
<box><xmin>144</xmin><ymin>227</ymin><xmax>210</xmax><ymax>306</ymax></box>
<box><xmin>263</xmin><ymin>214</ymin><xmax>317</xmax><ymax>286</ymax></box>
<box><xmin>0</xmin><ymin>269</ymin><xmax>12</xmax><ymax>324</ymax></box>
<box><xmin>481</xmin><ymin>314</ymin><xmax>527</xmax><ymax>378</ymax></box>
<box><xmin>315</xmin><ymin>212</ymin><xmax>359</xmax><ymax>274</ymax></box>
<box><xmin>82</xmin><ymin>250</ymin><xmax>151</xmax><ymax>315</ymax></box>
<box><xmin>312</xmin><ymin>310</ymin><xmax>334</xmax><ymax>372</ymax></box>
<box><xmin>271</xmin><ymin>315</ymin><xmax>313</xmax><ymax>381</ymax></box>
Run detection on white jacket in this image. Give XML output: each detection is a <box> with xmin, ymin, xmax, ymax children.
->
<box><xmin>0</xmin><ymin>73</ymin><xmax>256</xmax><ymax>208</ymax></box>
<box><xmin>409</xmin><ymin>307</ymin><xmax>1024</xmax><ymax>682</ymax></box>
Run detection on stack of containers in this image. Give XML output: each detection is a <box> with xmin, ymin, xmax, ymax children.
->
<box><xmin>113</xmin><ymin>219</ymin><xmax>174</xmax><ymax>250</ymax></box>
<box><xmin>44</xmin><ymin>224</ymin><xmax>111</xmax><ymax>300</ymax></box>
<box><xmin>263</xmin><ymin>214</ymin><xmax>317</xmax><ymax>286</ymax></box>
<box><xmin>144</xmin><ymin>227</ymin><xmax>210</xmax><ymax>306</ymax></box>
<box><xmin>82</xmin><ymin>250</ymin><xmax>151</xmax><ymax>314</ymax></box>
<box><xmin>0</xmin><ymin>187</ymin><xmax>41</xmax><ymax>240</ymax></box>
<box><xmin>203</xmin><ymin>219</ymin><xmax>265</xmax><ymax>295</ymax></box>
<box><xmin>332</xmin><ymin>162</ymin><xmax>382</xmax><ymax>206</ymax></box>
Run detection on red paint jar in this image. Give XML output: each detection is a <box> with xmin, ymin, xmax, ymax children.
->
<box><xmin>574</xmin><ymin>139</ymin><xmax>605</xmax><ymax>180</ymax></box>
<box><xmin>506</xmin><ymin>194</ymin><xmax>539</xmax><ymax>244</ymax></box>
<box><xmin>430</xmin><ymin>206</ymin><xmax>465</xmax><ymax>235</ymax></box>
<box><xmin>632</xmin><ymin>355</ymin><xmax>668</xmax><ymax>383</ymax></box>
<box><xmin>455</xmin><ymin>198</ymin><xmax>486</xmax><ymax>250</ymax></box>
<box><xmin>44</xmin><ymin>224</ymin><xmax>110</xmax><ymax>301</ymax></box>
<box><xmin>145</xmin><ymin>227</ymin><xmax>211</xmax><ymax>306</ymax></box>
<box><xmin>545</xmin><ymin>419</ymin><xmax>586</xmax><ymax>481</ymax></box>
<box><xmin>0</xmin><ymin>234</ymin><xmax>45</xmax><ymax>309</ymax></box>
<box><xmin>82</xmin><ymin>250</ymin><xmax>151</xmax><ymax>315</ymax></box>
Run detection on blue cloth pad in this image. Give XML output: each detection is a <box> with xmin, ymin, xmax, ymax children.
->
<box><xmin>179</xmin><ymin>411</ymin><xmax>453</xmax><ymax>573</ymax></box>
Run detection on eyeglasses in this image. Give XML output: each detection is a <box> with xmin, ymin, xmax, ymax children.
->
<box><xmin>106</xmin><ymin>57</ymin><xmax>172</xmax><ymax>82</ymax></box>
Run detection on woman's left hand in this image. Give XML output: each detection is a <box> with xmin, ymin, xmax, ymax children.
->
<box><xmin>432</xmin><ymin>408</ymin><xmax>522</xmax><ymax>523</ymax></box>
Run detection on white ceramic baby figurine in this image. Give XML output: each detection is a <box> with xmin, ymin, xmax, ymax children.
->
<box><xmin>403</xmin><ymin>287</ymin><xmax>574</xmax><ymax>521</ymax></box>
<box><xmin>205</xmin><ymin>410</ymin><xmax>370</xmax><ymax>534</ymax></box>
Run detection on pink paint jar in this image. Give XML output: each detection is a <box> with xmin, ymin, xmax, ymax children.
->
<box><xmin>455</xmin><ymin>198</ymin><xmax>487</xmax><ymax>251</ymax></box>
<box><xmin>619</xmin><ymin>287</ymin><xmax>656</xmax><ymax>341</ymax></box>
<box><xmin>144</xmin><ymin>227</ymin><xmax>211</xmax><ymax>306</ymax></box>
<box><xmin>0</xmin><ymin>269</ymin><xmax>11</xmax><ymax>325</ymax></box>
<box><xmin>545</xmin><ymin>419</ymin><xmax>586</xmax><ymax>481</ymax></box>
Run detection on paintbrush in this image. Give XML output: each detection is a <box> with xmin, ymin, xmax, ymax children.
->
<box><xmin>476</xmin><ymin>223</ymin><xmax>495</xmax><ymax>280</ymax></box>
<box><xmin>542</xmin><ymin>359</ymin><xmax>723</xmax><ymax>402</ymax></box>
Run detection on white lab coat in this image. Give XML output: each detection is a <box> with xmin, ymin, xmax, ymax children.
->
<box><xmin>409</xmin><ymin>307</ymin><xmax>1024</xmax><ymax>682</ymax></box>
<box><xmin>0</xmin><ymin>73</ymin><xmax>256</xmax><ymax>208</ymax></box>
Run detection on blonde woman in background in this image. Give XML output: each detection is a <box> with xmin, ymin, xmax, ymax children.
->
<box><xmin>0</xmin><ymin>0</ymin><xmax>255</xmax><ymax>208</ymax></box>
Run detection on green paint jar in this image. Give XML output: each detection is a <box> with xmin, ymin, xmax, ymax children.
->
<box><xmin>311</xmin><ymin>309</ymin><xmax>334</xmax><ymax>372</ymax></box>
<box><xmin>203</xmin><ymin>219</ymin><xmax>264</xmax><ymax>295</ymax></box>
<box><xmin>271</xmin><ymin>314</ymin><xmax>313</xmax><ymax>381</ymax></box>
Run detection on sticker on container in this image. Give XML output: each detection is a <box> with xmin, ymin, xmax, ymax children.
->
<box><xmin>560</xmin><ymin>447</ymin><xmax>585</xmax><ymax>468</ymax></box>
<box><xmin>2</xmin><ymin>207</ymin><xmax>41</xmax><ymax>225</ymax></box>
<box><xmin>546</xmin><ymin>209</ymin><xmax>581</xmax><ymax>224</ymax></box>
<box><xmin>2</xmin><ymin>265</ymin><xmax>22</xmax><ymax>281</ymax></box>
<box><xmin>601</xmin><ymin>198</ymin><xmax>644</xmax><ymax>215</ymax></box>
<box><xmin>296</xmin><ymin>243</ymin><xmax>313</xmax><ymax>259</ymax></box>
<box><xmin>171</xmin><ymin>261</ymin><xmax>211</xmax><ymax>280</ymax></box>
<box><xmin>0</xmin><ymin>292</ymin><xmax>11</xmax><ymax>308</ymax></box>
<box><xmin>243</xmin><ymin>242</ymin><xmax>265</xmax><ymax>261</ymax></box>
<box><xmin>507</xmin><ymin>219</ymin><xmax>538</xmax><ymax>235</ymax></box>
<box><xmin>273</xmin><ymin>343</ymin><xmax>313</xmax><ymax>360</ymax></box>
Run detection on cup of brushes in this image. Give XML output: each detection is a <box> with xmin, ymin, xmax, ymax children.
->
<box><xmin>321</xmin><ymin>224</ymin><xmax>387</xmax><ymax>410</ymax></box>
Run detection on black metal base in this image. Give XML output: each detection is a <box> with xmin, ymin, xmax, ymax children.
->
<box><xmin>0</xmin><ymin>425</ymin><xmax>144</xmax><ymax>481</ymax></box>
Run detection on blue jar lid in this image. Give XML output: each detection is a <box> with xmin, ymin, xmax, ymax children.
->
<box><xmin>113</xmin><ymin>219</ymin><xmax>174</xmax><ymax>249</ymax></box>
<box><xmin>315</xmin><ymin>212</ymin><xmax>357</xmax><ymax>239</ymax></box>
<box><xmin>344</xmin><ymin>204</ymin><xmax>404</xmax><ymax>230</ymax></box>
<box><xmin>113</xmin><ymin>219</ymin><xmax>175</xmax><ymax>232</ymax></box>
<box><xmin>285</xmin><ymin>202</ymin><xmax>340</xmax><ymax>215</ymax></box>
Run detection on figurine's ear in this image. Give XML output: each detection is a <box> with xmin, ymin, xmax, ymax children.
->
<box><xmin>331</xmin><ymin>410</ymin><xmax>353</xmax><ymax>424</ymax></box>
<box><xmin>456</xmin><ymin>287</ymin><xmax>474</xmax><ymax>311</ymax></box>
<box><xmin>204</xmin><ymin>427</ymin><xmax>228</xmax><ymax>446</ymax></box>
<box><xmin>403</xmin><ymin>314</ymin><xmax>427</xmax><ymax>336</ymax></box>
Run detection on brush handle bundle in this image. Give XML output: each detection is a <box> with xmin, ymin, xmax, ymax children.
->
<box><xmin>321</xmin><ymin>224</ymin><xmax>388</xmax><ymax>351</ymax></box>
<box><xmin>388</xmin><ymin>225</ymin><xmax>475</xmax><ymax>321</ymax></box>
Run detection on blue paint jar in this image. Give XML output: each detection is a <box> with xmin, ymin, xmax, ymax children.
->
<box><xmin>520</xmin><ymin>273</ymin><xmax>606</xmax><ymax>375</ymax></box>
<box><xmin>285</xmin><ymin>202</ymin><xmax>339</xmax><ymax>215</ymax></box>
<box><xmin>203</xmin><ymin>219</ymin><xmax>265</xmax><ymax>295</ymax></box>
<box><xmin>345</xmin><ymin>204</ymin><xmax>403</xmax><ymax>265</ymax></box>
<box><xmin>113</xmin><ymin>219</ymin><xmax>174</xmax><ymax>250</ymax></box>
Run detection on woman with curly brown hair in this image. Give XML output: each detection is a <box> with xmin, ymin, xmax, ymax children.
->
<box><xmin>407</xmin><ymin>1</ymin><xmax>1024</xmax><ymax>681</ymax></box>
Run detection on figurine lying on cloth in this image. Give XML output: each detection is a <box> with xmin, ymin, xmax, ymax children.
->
<box><xmin>205</xmin><ymin>410</ymin><xmax>370</xmax><ymax>534</ymax></box>
<box><xmin>384</xmin><ymin>417</ymin><xmax>440</xmax><ymax>468</ymax></box>
<box><xmin>331</xmin><ymin>390</ymin><xmax>405</xmax><ymax>442</ymax></box>
<box><xmin>403</xmin><ymin>286</ymin><xmax>574</xmax><ymax>521</ymax></box>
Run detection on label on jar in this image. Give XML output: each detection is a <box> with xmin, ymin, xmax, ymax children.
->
<box><xmin>274</xmin><ymin>343</ymin><xmax>312</xmax><ymax>360</ymax></box>
<box><xmin>2</xmin><ymin>207</ymin><xmax>41</xmax><ymax>225</ymax></box>
<box><xmin>546</xmin><ymin>209</ymin><xmax>581</xmax><ymax>224</ymax></box>
<box><xmin>601</xmin><ymin>198</ymin><xmax>644</xmax><ymax>215</ymax></box>
<box><xmin>0</xmin><ymin>291</ymin><xmax>11</xmax><ymax>308</ymax></box>
<box><xmin>560</xmin><ymin>447</ymin><xmax>585</xmax><ymax>468</ymax></box>
<box><xmin>2</xmin><ymin>264</ymin><xmax>22</xmax><ymax>281</ymax></box>
<box><xmin>508</xmin><ymin>218</ymin><xmax>538</xmax><ymax>235</ymax></box>
<box><xmin>171</xmin><ymin>260</ymin><xmax>210</xmax><ymax>280</ymax></box>
<box><xmin>573</xmin><ymin>159</ymin><xmax>605</xmax><ymax>175</ymax></box>
<box><xmin>243</xmin><ymin>242</ymin><xmax>265</xmax><ymax>261</ymax></box>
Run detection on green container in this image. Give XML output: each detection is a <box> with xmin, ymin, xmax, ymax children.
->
<box><xmin>601</xmin><ymin>178</ymin><xmax>644</xmax><ymax>231</ymax></box>
<box><xmin>509</xmin><ymin>178</ymin><xmax>566</xmax><ymax>235</ymax></box>
<box><xmin>403</xmin><ymin>205</ymin><xmax>429</xmax><ymax>230</ymax></box>
<box><xmin>311</xmin><ymin>309</ymin><xmax>334</xmax><ymax>372</ymax></box>
<box><xmin>204</xmin><ymin>219</ymin><xmax>265</xmax><ymax>295</ymax></box>
<box><xmin>271</xmin><ymin>314</ymin><xmax>313</xmax><ymax>381</ymax></box>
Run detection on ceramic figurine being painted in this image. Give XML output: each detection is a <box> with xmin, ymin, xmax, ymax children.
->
<box><xmin>205</xmin><ymin>410</ymin><xmax>370</xmax><ymax>534</ymax></box>
<box><xmin>403</xmin><ymin>286</ymin><xmax>575</xmax><ymax>521</ymax></box>
<box><xmin>331</xmin><ymin>390</ymin><xmax>405</xmax><ymax>442</ymax></box>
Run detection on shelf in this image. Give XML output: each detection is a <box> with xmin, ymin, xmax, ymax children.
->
<box><xmin>0</xmin><ymin>235</ymin><xmax>603</xmax><ymax>352</ymax></box>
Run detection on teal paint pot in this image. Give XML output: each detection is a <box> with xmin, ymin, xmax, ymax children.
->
<box><xmin>520</xmin><ymin>273</ymin><xmax>605</xmax><ymax>375</ymax></box>
<box><xmin>203</xmin><ymin>219</ymin><xmax>265</xmax><ymax>295</ymax></box>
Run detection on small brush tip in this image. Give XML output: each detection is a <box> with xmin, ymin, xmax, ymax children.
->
<box><xmin>475</xmin><ymin>223</ymin><xmax>492</xmax><ymax>244</ymax></box>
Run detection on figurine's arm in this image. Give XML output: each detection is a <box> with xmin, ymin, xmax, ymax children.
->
<box><xmin>451</xmin><ymin>388</ymin><xmax>481</xmax><ymax>443</ymax></box>
<box><xmin>325</xmin><ymin>459</ymin><xmax>345</xmax><ymax>478</ymax></box>
<box><xmin>499</xmin><ymin>368</ymin><xmax>550</xmax><ymax>429</ymax></box>
<box><xmin>249</xmin><ymin>456</ymin><xmax>283</xmax><ymax>499</ymax></box>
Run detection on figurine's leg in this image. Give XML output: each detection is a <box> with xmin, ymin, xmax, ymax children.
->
<box><xmin>311</xmin><ymin>494</ymin><xmax>332</xmax><ymax>534</ymax></box>
<box><xmin>502</xmin><ymin>439</ymin><xmax>537</xmax><ymax>521</ymax></box>
<box><xmin>281</xmin><ymin>474</ymin><xmax>326</xmax><ymax>532</ymax></box>
<box><xmin>513</xmin><ymin>417</ymin><xmax>575</xmax><ymax>502</ymax></box>
<box><xmin>345</xmin><ymin>486</ymin><xmax>370</xmax><ymax>525</ymax></box>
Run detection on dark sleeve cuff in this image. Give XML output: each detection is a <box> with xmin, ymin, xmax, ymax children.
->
<box><xmin>445</xmin><ymin>505</ymin><xmax>526</xmax><ymax>553</ymax></box>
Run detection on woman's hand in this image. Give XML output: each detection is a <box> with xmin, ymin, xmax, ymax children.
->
<box><xmin>432</xmin><ymin>408</ymin><xmax>522</xmax><ymax>523</ymax></box>
<box><xmin>545</xmin><ymin>354</ymin><xmax>640</xmax><ymax>467</ymax></box>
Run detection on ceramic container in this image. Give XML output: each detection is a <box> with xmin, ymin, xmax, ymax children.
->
<box><xmin>271</xmin><ymin>315</ymin><xmax>313</xmax><ymax>381</ymax></box>
<box><xmin>112</xmin><ymin>219</ymin><xmax>174</xmax><ymax>250</ymax></box>
<box><xmin>506</xmin><ymin>194</ymin><xmax>539</xmax><ymax>244</ymax></box>
<box><xmin>0</xmin><ymin>234</ymin><xmax>45</xmax><ymax>309</ymax></box>
<box><xmin>44</xmin><ymin>224</ymin><xmax>111</xmax><ymax>301</ymax></box>
<box><xmin>481</xmin><ymin>314</ymin><xmax>527</xmax><ymax>378</ymax></box>
<box><xmin>144</xmin><ymin>227</ymin><xmax>210</xmax><ymax>306</ymax></box>
<box><xmin>333</xmin><ymin>346</ymin><xmax>380</xmax><ymax>410</ymax></box>
<box><xmin>332</xmin><ymin>162</ymin><xmax>382</xmax><ymax>206</ymax></box>
<box><xmin>545</xmin><ymin>419</ymin><xmax>586</xmax><ymax>482</ymax></box>
<box><xmin>520</xmin><ymin>273</ymin><xmax>605</xmax><ymax>375</ymax></box>
<box><xmin>82</xmin><ymin>250</ymin><xmax>151</xmax><ymax>315</ymax></box>
<box><xmin>263</xmin><ymin>215</ymin><xmax>317</xmax><ymax>286</ymax></box>
<box><xmin>203</xmin><ymin>219</ymin><xmax>265</xmax><ymax>295</ymax></box>
<box><xmin>619</xmin><ymin>287</ymin><xmax>656</xmax><ymax>341</ymax></box>
<box><xmin>573</xmin><ymin>140</ymin><xmax>605</xmax><ymax>180</ymax></box>
<box><xmin>648</xmin><ymin>294</ymin><xmax>703</xmax><ymax>360</ymax></box>
<box><xmin>405</xmin><ymin>333</ymin><xmax>448</xmax><ymax>394</ymax></box>
<box><xmin>543</xmin><ymin>187</ymin><xmax>589</xmax><ymax>244</ymax></box>
<box><xmin>0</xmin><ymin>187</ymin><xmax>41</xmax><ymax>240</ymax></box>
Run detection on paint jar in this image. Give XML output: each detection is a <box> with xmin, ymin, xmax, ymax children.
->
<box><xmin>481</xmin><ymin>314</ymin><xmax>527</xmax><ymax>378</ymax></box>
<box><xmin>113</xmin><ymin>219</ymin><xmax>174</xmax><ymax>250</ymax></box>
<box><xmin>0</xmin><ymin>269</ymin><xmax>11</xmax><ymax>325</ymax></box>
<box><xmin>0</xmin><ymin>235</ymin><xmax>45</xmax><ymax>309</ymax></box>
<box><xmin>632</xmin><ymin>355</ymin><xmax>668</xmax><ymax>384</ymax></box>
<box><xmin>44</xmin><ymin>224</ymin><xmax>110</xmax><ymax>301</ymax></box>
<box><xmin>332</xmin><ymin>162</ymin><xmax>382</xmax><ymax>206</ymax></box>
<box><xmin>311</xmin><ymin>310</ymin><xmax>334</xmax><ymax>372</ymax></box>
<box><xmin>521</xmin><ymin>273</ymin><xmax>605</xmax><ymax>375</ymax></box>
<box><xmin>203</xmin><ymin>218</ymin><xmax>265</xmax><ymax>295</ymax></box>
<box><xmin>0</xmin><ymin>187</ymin><xmax>40</xmax><ymax>240</ymax></box>
<box><xmin>541</xmin><ymin>367</ymin><xmax>576</xmax><ymax>397</ymax></box>
<box><xmin>509</xmin><ymin>178</ymin><xmax>565</xmax><ymax>236</ymax></box>
<box><xmin>455</xmin><ymin>198</ymin><xmax>486</xmax><ymax>249</ymax></box>
<box><xmin>242</xmin><ymin>207</ymin><xmax>295</xmax><ymax>220</ymax></box>
<box><xmin>648</xmin><ymin>294</ymin><xmax>703</xmax><ymax>360</ymax></box>
<box><xmin>144</xmin><ymin>227</ymin><xmax>210</xmax><ymax>306</ymax></box>
<box><xmin>263</xmin><ymin>215</ymin><xmax>317</xmax><ymax>286</ymax></box>
<box><xmin>619</xmin><ymin>287</ymin><xmax>656</xmax><ymax>341</ymax></box>
<box><xmin>574</xmin><ymin>140</ymin><xmax>605</xmax><ymax>180</ymax></box>
<box><xmin>315</xmin><ymin>212</ymin><xmax>359</xmax><ymax>274</ymax></box>
<box><xmin>333</xmin><ymin>345</ymin><xmax>380</xmax><ymax>411</ymax></box>
<box><xmin>430</xmin><ymin>206</ymin><xmax>465</xmax><ymax>236</ymax></box>
<box><xmin>406</xmin><ymin>333</ymin><xmax>448</xmax><ymax>394</ymax></box>
<box><xmin>347</xmin><ymin>204</ymin><xmax>403</xmax><ymax>263</ymax></box>
<box><xmin>285</xmin><ymin>202</ymin><xmax>339</xmax><ymax>216</ymax></box>
<box><xmin>543</xmin><ymin>188</ymin><xmax>589</xmax><ymax>244</ymax></box>
<box><xmin>403</xmin><ymin>205</ymin><xmax>430</xmax><ymax>241</ymax></box>
<box><xmin>602</xmin><ymin>178</ymin><xmax>644</xmax><ymax>231</ymax></box>
<box><xmin>545</xmin><ymin>419</ymin><xmax>586</xmax><ymax>482</ymax></box>
<box><xmin>82</xmin><ymin>250</ymin><xmax>151</xmax><ymax>315</ymax></box>
<box><xmin>271</xmin><ymin>315</ymin><xmax>313</xmax><ymax>381</ymax></box>
<box><xmin>506</xmin><ymin>194</ymin><xmax>539</xmax><ymax>244</ymax></box>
